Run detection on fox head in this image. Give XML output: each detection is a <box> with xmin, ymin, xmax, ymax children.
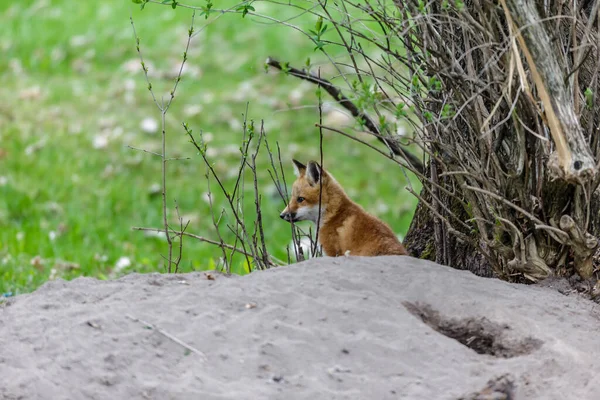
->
<box><xmin>280</xmin><ymin>159</ymin><xmax>329</xmax><ymax>224</ymax></box>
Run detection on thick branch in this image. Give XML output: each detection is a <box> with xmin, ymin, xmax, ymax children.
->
<box><xmin>266</xmin><ymin>57</ymin><xmax>424</xmax><ymax>173</ymax></box>
<box><xmin>502</xmin><ymin>0</ymin><xmax>596</xmax><ymax>181</ymax></box>
<box><xmin>559</xmin><ymin>215</ymin><xmax>598</xmax><ymax>279</ymax></box>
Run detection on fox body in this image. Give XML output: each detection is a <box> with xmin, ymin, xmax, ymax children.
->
<box><xmin>280</xmin><ymin>160</ymin><xmax>407</xmax><ymax>257</ymax></box>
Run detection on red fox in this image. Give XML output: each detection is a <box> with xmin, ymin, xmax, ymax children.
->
<box><xmin>280</xmin><ymin>159</ymin><xmax>408</xmax><ymax>257</ymax></box>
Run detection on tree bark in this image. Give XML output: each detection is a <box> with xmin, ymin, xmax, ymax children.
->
<box><xmin>502</xmin><ymin>0</ymin><xmax>596</xmax><ymax>181</ymax></box>
<box><xmin>400</xmin><ymin>0</ymin><xmax>600</xmax><ymax>284</ymax></box>
<box><xmin>404</xmin><ymin>189</ymin><xmax>494</xmax><ymax>278</ymax></box>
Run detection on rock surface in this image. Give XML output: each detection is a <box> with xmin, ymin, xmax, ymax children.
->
<box><xmin>1</xmin><ymin>256</ymin><xmax>599</xmax><ymax>399</ymax></box>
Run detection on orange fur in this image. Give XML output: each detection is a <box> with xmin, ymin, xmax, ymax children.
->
<box><xmin>280</xmin><ymin>160</ymin><xmax>407</xmax><ymax>257</ymax></box>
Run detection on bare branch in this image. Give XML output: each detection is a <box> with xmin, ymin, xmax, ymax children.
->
<box><xmin>265</xmin><ymin>57</ymin><xmax>424</xmax><ymax>173</ymax></box>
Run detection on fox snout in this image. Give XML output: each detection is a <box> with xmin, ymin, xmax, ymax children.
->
<box><xmin>280</xmin><ymin>210</ymin><xmax>297</xmax><ymax>222</ymax></box>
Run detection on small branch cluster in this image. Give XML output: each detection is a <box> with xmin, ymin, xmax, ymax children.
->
<box><xmin>183</xmin><ymin>113</ymin><xmax>319</xmax><ymax>271</ymax></box>
<box><xmin>184</xmin><ymin>117</ymin><xmax>270</xmax><ymax>270</ymax></box>
<box><xmin>129</xmin><ymin>11</ymin><xmax>196</xmax><ymax>273</ymax></box>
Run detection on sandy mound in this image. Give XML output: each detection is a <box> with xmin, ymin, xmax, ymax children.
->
<box><xmin>1</xmin><ymin>256</ymin><xmax>599</xmax><ymax>399</ymax></box>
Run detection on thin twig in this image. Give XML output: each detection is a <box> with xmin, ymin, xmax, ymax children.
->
<box><xmin>463</xmin><ymin>184</ymin><xmax>569</xmax><ymax>243</ymax></box>
<box><xmin>132</xmin><ymin>226</ymin><xmax>283</xmax><ymax>265</ymax></box>
<box><xmin>205</xmin><ymin>175</ymin><xmax>230</xmax><ymax>273</ymax></box>
<box><xmin>248</xmin><ymin>122</ymin><xmax>272</xmax><ymax>269</ymax></box>
<box><xmin>172</xmin><ymin>201</ymin><xmax>190</xmax><ymax>273</ymax></box>
<box><xmin>313</xmin><ymin>68</ymin><xmax>324</xmax><ymax>258</ymax></box>
<box><xmin>126</xmin><ymin>315</ymin><xmax>207</xmax><ymax>360</ymax></box>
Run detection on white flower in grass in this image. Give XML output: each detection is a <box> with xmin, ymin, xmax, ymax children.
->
<box><xmin>202</xmin><ymin>132</ymin><xmax>214</xmax><ymax>143</ymax></box>
<box><xmin>202</xmin><ymin>92</ymin><xmax>214</xmax><ymax>104</ymax></box>
<box><xmin>123</xmin><ymin>78</ymin><xmax>135</xmax><ymax>91</ymax></box>
<box><xmin>69</xmin><ymin>35</ymin><xmax>88</xmax><ymax>48</ymax></box>
<box><xmin>375</xmin><ymin>201</ymin><xmax>389</xmax><ymax>214</ymax></box>
<box><xmin>140</xmin><ymin>117</ymin><xmax>158</xmax><ymax>134</ymax></box>
<box><xmin>49</xmin><ymin>268</ymin><xmax>58</xmax><ymax>280</ymax></box>
<box><xmin>114</xmin><ymin>257</ymin><xmax>132</xmax><ymax>272</ymax></box>
<box><xmin>228</xmin><ymin>118</ymin><xmax>243</xmax><ymax>131</ymax></box>
<box><xmin>92</xmin><ymin>134</ymin><xmax>109</xmax><ymax>149</ymax></box>
<box><xmin>206</xmin><ymin>147</ymin><xmax>218</xmax><ymax>158</ymax></box>
<box><xmin>94</xmin><ymin>254</ymin><xmax>108</xmax><ymax>263</ymax></box>
<box><xmin>288</xmin><ymin>88</ymin><xmax>304</xmax><ymax>105</ymax></box>
<box><xmin>184</xmin><ymin>104</ymin><xmax>203</xmax><ymax>117</ymax></box>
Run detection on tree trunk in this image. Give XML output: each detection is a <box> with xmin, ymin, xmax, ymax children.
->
<box><xmin>404</xmin><ymin>189</ymin><xmax>494</xmax><ymax>278</ymax></box>
<box><xmin>398</xmin><ymin>0</ymin><xmax>600</xmax><ymax>285</ymax></box>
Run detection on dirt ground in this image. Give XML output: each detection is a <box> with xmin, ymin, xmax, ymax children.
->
<box><xmin>1</xmin><ymin>256</ymin><xmax>599</xmax><ymax>399</ymax></box>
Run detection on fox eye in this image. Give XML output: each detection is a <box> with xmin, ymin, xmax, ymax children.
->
<box><xmin>297</xmin><ymin>197</ymin><xmax>305</xmax><ymax>203</ymax></box>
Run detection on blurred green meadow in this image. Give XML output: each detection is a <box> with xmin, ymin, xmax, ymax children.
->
<box><xmin>0</xmin><ymin>0</ymin><xmax>419</xmax><ymax>295</ymax></box>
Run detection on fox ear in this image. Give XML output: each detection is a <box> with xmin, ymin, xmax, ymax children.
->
<box><xmin>306</xmin><ymin>161</ymin><xmax>323</xmax><ymax>186</ymax></box>
<box><xmin>292</xmin><ymin>159</ymin><xmax>306</xmax><ymax>177</ymax></box>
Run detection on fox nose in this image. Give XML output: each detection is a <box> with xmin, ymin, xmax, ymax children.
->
<box><xmin>280</xmin><ymin>212</ymin><xmax>295</xmax><ymax>221</ymax></box>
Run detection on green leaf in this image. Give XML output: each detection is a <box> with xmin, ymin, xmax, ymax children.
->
<box><xmin>315</xmin><ymin>16</ymin><xmax>323</xmax><ymax>33</ymax></box>
<box><xmin>441</xmin><ymin>104</ymin><xmax>455</xmax><ymax>118</ymax></box>
<box><xmin>411</xmin><ymin>74</ymin><xmax>420</xmax><ymax>89</ymax></box>
<box><xmin>585</xmin><ymin>87</ymin><xmax>594</xmax><ymax>109</ymax></box>
<box><xmin>235</xmin><ymin>2</ymin><xmax>255</xmax><ymax>18</ymax></box>
<box><xmin>314</xmin><ymin>41</ymin><xmax>325</xmax><ymax>51</ymax></box>
<box><xmin>201</xmin><ymin>0</ymin><xmax>213</xmax><ymax>19</ymax></box>
<box><xmin>379</xmin><ymin>114</ymin><xmax>386</xmax><ymax>128</ymax></box>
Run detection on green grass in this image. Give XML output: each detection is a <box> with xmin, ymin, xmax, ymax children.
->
<box><xmin>0</xmin><ymin>0</ymin><xmax>420</xmax><ymax>295</ymax></box>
